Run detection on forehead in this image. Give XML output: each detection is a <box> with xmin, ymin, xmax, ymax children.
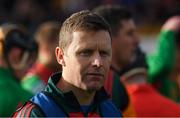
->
<box><xmin>120</xmin><ymin>19</ymin><xmax>136</xmax><ymax>31</ymax></box>
<box><xmin>69</xmin><ymin>30</ymin><xmax>111</xmax><ymax>50</ymax></box>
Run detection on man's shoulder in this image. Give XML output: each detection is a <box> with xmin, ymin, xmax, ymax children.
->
<box><xmin>12</xmin><ymin>101</ymin><xmax>45</xmax><ymax>117</ymax></box>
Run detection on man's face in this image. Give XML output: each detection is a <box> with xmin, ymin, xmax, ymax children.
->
<box><xmin>112</xmin><ymin>19</ymin><xmax>139</xmax><ymax>67</ymax></box>
<box><xmin>57</xmin><ymin>30</ymin><xmax>112</xmax><ymax>92</ymax></box>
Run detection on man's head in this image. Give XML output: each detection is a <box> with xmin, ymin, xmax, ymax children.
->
<box><xmin>0</xmin><ymin>24</ymin><xmax>38</xmax><ymax>79</ymax></box>
<box><xmin>56</xmin><ymin>10</ymin><xmax>112</xmax><ymax>92</ymax></box>
<box><xmin>35</xmin><ymin>21</ymin><xmax>60</xmax><ymax>70</ymax></box>
<box><xmin>93</xmin><ymin>5</ymin><xmax>139</xmax><ymax>70</ymax></box>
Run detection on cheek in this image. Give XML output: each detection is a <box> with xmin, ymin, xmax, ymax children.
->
<box><xmin>116</xmin><ymin>44</ymin><xmax>125</xmax><ymax>57</ymax></box>
<box><xmin>122</xmin><ymin>39</ymin><xmax>132</xmax><ymax>48</ymax></box>
<box><xmin>103</xmin><ymin>59</ymin><xmax>111</xmax><ymax>71</ymax></box>
<box><xmin>113</xmin><ymin>39</ymin><xmax>123</xmax><ymax>52</ymax></box>
<box><xmin>119</xmin><ymin>34</ymin><xmax>133</xmax><ymax>46</ymax></box>
<box><xmin>116</xmin><ymin>37</ymin><xmax>131</xmax><ymax>51</ymax></box>
<box><xmin>120</xmin><ymin>39</ymin><xmax>134</xmax><ymax>53</ymax></box>
<box><xmin>73</xmin><ymin>59</ymin><xmax>89</xmax><ymax>74</ymax></box>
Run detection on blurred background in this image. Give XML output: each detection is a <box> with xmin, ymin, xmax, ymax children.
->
<box><xmin>0</xmin><ymin>0</ymin><xmax>179</xmax><ymax>53</ymax></box>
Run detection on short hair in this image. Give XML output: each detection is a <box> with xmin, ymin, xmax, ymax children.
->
<box><xmin>59</xmin><ymin>10</ymin><xmax>111</xmax><ymax>51</ymax></box>
<box><xmin>35</xmin><ymin>21</ymin><xmax>60</xmax><ymax>46</ymax></box>
<box><xmin>93</xmin><ymin>5</ymin><xmax>133</xmax><ymax>37</ymax></box>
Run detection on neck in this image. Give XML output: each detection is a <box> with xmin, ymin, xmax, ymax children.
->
<box><xmin>57</xmin><ymin>78</ymin><xmax>95</xmax><ymax>105</ymax></box>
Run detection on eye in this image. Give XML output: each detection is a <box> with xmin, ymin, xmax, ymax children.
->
<box><xmin>79</xmin><ymin>50</ymin><xmax>93</xmax><ymax>57</ymax></box>
<box><xmin>127</xmin><ymin>30</ymin><xmax>136</xmax><ymax>37</ymax></box>
<box><xmin>100</xmin><ymin>51</ymin><xmax>110</xmax><ymax>57</ymax></box>
<box><xmin>127</xmin><ymin>31</ymin><xmax>133</xmax><ymax>36</ymax></box>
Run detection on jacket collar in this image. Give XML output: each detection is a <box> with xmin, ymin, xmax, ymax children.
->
<box><xmin>44</xmin><ymin>72</ymin><xmax>110</xmax><ymax>111</ymax></box>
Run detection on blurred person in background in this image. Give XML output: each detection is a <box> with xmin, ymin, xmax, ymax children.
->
<box><xmin>121</xmin><ymin>47</ymin><xmax>180</xmax><ymax>117</ymax></box>
<box><xmin>93</xmin><ymin>5</ymin><xmax>139</xmax><ymax>117</ymax></box>
<box><xmin>22</xmin><ymin>21</ymin><xmax>61</xmax><ymax>94</ymax></box>
<box><xmin>0</xmin><ymin>23</ymin><xmax>38</xmax><ymax>116</ymax></box>
<box><xmin>146</xmin><ymin>16</ymin><xmax>180</xmax><ymax>102</ymax></box>
<box><xmin>12</xmin><ymin>10</ymin><xmax>122</xmax><ymax>117</ymax></box>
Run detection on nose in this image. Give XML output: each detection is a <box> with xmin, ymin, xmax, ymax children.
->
<box><xmin>92</xmin><ymin>54</ymin><xmax>102</xmax><ymax>67</ymax></box>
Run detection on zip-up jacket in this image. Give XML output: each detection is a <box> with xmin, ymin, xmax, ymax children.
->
<box><xmin>13</xmin><ymin>72</ymin><xmax>122</xmax><ymax>117</ymax></box>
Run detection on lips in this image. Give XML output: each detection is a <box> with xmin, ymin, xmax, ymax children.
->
<box><xmin>86</xmin><ymin>73</ymin><xmax>104</xmax><ymax>80</ymax></box>
<box><xmin>87</xmin><ymin>73</ymin><xmax>104</xmax><ymax>77</ymax></box>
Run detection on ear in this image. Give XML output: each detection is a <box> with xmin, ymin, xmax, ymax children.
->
<box><xmin>55</xmin><ymin>46</ymin><xmax>65</xmax><ymax>66</ymax></box>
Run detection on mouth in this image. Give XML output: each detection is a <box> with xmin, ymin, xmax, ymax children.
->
<box><xmin>87</xmin><ymin>73</ymin><xmax>104</xmax><ymax>76</ymax></box>
<box><xmin>86</xmin><ymin>73</ymin><xmax>104</xmax><ymax>80</ymax></box>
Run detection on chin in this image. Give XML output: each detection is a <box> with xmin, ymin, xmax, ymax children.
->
<box><xmin>86</xmin><ymin>86</ymin><xmax>101</xmax><ymax>93</ymax></box>
<box><xmin>86</xmin><ymin>89</ymin><xmax>98</xmax><ymax>93</ymax></box>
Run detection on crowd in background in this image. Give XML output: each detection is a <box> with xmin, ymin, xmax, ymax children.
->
<box><xmin>0</xmin><ymin>0</ymin><xmax>180</xmax><ymax>33</ymax></box>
